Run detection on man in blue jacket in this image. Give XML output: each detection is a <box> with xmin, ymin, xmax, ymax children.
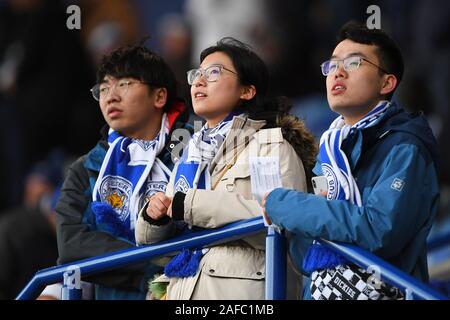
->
<box><xmin>263</xmin><ymin>21</ymin><xmax>439</xmax><ymax>300</ymax></box>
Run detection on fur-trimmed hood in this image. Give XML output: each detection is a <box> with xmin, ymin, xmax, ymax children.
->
<box><xmin>277</xmin><ymin>114</ymin><xmax>318</xmax><ymax>183</ymax></box>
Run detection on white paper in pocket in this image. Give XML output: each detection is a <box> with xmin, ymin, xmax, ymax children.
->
<box><xmin>249</xmin><ymin>156</ymin><xmax>283</xmax><ymax>227</ymax></box>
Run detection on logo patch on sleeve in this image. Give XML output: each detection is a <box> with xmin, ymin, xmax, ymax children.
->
<box><xmin>391</xmin><ymin>178</ymin><xmax>405</xmax><ymax>192</ymax></box>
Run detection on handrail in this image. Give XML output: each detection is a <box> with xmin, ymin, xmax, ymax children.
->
<box><xmin>16</xmin><ymin>217</ymin><xmax>266</xmax><ymax>300</ymax></box>
<box><xmin>265</xmin><ymin>227</ymin><xmax>286</xmax><ymax>299</ymax></box>
<box><xmin>17</xmin><ymin>216</ymin><xmax>447</xmax><ymax>300</ymax></box>
<box><xmin>319</xmin><ymin>239</ymin><xmax>448</xmax><ymax>300</ymax></box>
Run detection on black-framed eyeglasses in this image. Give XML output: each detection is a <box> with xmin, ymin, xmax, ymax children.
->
<box><xmin>187</xmin><ymin>64</ymin><xmax>238</xmax><ymax>85</ymax></box>
<box><xmin>90</xmin><ymin>79</ymin><xmax>147</xmax><ymax>101</ymax></box>
<box><xmin>320</xmin><ymin>55</ymin><xmax>389</xmax><ymax>76</ymax></box>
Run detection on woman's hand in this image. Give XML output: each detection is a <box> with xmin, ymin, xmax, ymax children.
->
<box><xmin>146</xmin><ymin>192</ymin><xmax>173</xmax><ymax>220</ymax></box>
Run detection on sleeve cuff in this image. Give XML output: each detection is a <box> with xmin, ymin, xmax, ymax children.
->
<box><xmin>171</xmin><ymin>192</ymin><xmax>186</xmax><ymax>221</ymax></box>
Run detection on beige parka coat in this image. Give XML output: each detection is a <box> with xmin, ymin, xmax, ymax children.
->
<box><xmin>135</xmin><ymin>114</ymin><xmax>315</xmax><ymax>300</ymax></box>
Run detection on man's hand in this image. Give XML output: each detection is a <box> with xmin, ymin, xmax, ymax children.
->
<box><xmin>261</xmin><ymin>192</ymin><xmax>272</xmax><ymax>225</ymax></box>
<box><xmin>146</xmin><ymin>192</ymin><xmax>172</xmax><ymax>220</ymax></box>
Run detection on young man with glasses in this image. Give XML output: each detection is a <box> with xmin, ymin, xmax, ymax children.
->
<box><xmin>55</xmin><ymin>44</ymin><xmax>191</xmax><ymax>300</ymax></box>
<box><xmin>263</xmin><ymin>21</ymin><xmax>439</xmax><ymax>300</ymax></box>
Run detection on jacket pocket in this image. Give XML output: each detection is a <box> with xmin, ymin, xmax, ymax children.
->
<box><xmin>220</xmin><ymin>163</ymin><xmax>250</xmax><ymax>193</ymax></box>
<box><xmin>201</xmin><ymin>246</ymin><xmax>265</xmax><ymax>280</ymax></box>
<box><xmin>190</xmin><ymin>246</ymin><xmax>266</xmax><ymax>299</ymax></box>
<box><xmin>202</xmin><ymin>267</ymin><xmax>265</xmax><ymax>280</ymax></box>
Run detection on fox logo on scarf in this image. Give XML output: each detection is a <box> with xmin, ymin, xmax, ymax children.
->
<box><xmin>91</xmin><ymin>114</ymin><xmax>171</xmax><ymax>242</ymax></box>
<box><xmin>106</xmin><ymin>193</ymin><xmax>125</xmax><ymax>209</ymax></box>
<box><xmin>100</xmin><ymin>176</ymin><xmax>132</xmax><ymax>220</ymax></box>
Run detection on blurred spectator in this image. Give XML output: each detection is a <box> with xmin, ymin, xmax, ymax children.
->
<box><xmin>266</xmin><ymin>0</ymin><xmax>346</xmax><ymax>97</ymax></box>
<box><xmin>78</xmin><ymin>0</ymin><xmax>140</xmax><ymax>67</ymax></box>
<box><xmin>409</xmin><ymin>0</ymin><xmax>450</xmax><ymax>119</ymax></box>
<box><xmin>156</xmin><ymin>13</ymin><xmax>192</xmax><ymax>102</ymax></box>
<box><xmin>185</xmin><ymin>0</ymin><xmax>273</xmax><ymax>65</ymax></box>
<box><xmin>0</xmin><ymin>149</ymin><xmax>67</xmax><ymax>299</ymax></box>
<box><xmin>131</xmin><ymin>0</ymin><xmax>185</xmax><ymax>50</ymax></box>
<box><xmin>0</xmin><ymin>0</ymin><xmax>101</xmax><ymax>211</ymax></box>
<box><xmin>409</xmin><ymin>1</ymin><xmax>450</xmax><ymax>216</ymax></box>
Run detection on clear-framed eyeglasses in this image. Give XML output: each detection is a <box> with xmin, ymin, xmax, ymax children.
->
<box><xmin>90</xmin><ymin>79</ymin><xmax>147</xmax><ymax>101</ymax></box>
<box><xmin>187</xmin><ymin>64</ymin><xmax>238</xmax><ymax>85</ymax></box>
<box><xmin>320</xmin><ymin>55</ymin><xmax>389</xmax><ymax>76</ymax></box>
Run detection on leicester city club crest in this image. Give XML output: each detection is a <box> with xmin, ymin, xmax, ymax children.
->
<box><xmin>173</xmin><ymin>161</ymin><xmax>206</xmax><ymax>193</ymax></box>
<box><xmin>174</xmin><ymin>175</ymin><xmax>190</xmax><ymax>194</ymax></box>
<box><xmin>322</xmin><ymin>163</ymin><xmax>339</xmax><ymax>200</ymax></box>
<box><xmin>135</xmin><ymin>139</ymin><xmax>156</xmax><ymax>151</ymax></box>
<box><xmin>99</xmin><ymin>175</ymin><xmax>132</xmax><ymax>221</ymax></box>
<box><xmin>138</xmin><ymin>178</ymin><xmax>168</xmax><ymax>210</ymax></box>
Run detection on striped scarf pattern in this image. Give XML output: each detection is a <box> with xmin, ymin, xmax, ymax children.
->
<box><xmin>304</xmin><ymin>101</ymin><xmax>390</xmax><ymax>273</ymax></box>
<box><xmin>91</xmin><ymin>114</ymin><xmax>171</xmax><ymax>242</ymax></box>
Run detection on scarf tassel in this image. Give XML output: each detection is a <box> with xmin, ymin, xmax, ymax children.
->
<box><xmin>303</xmin><ymin>242</ymin><xmax>350</xmax><ymax>273</ymax></box>
<box><xmin>91</xmin><ymin>201</ymin><xmax>135</xmax><ymax>242</ymax></box>
<box><xmin>164</xmin><ymin>248</ymin><xmax>204</xmax><ymax>278</ymax></box>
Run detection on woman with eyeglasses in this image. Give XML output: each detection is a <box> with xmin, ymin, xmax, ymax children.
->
<box><xmin>135</xmin><ymin>37</ymin><xmax>317</xmax><ymax>300</ymax></box>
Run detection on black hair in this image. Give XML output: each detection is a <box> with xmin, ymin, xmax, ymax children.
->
<box><xmin>199</xmin><ymin>37</ymin><xmax>291</xmax><ymax>126</ymax></box>
<box><xmin>337</xmin><ymin>21</ymin><xmax>404</xmax><ymax>100</ymax></box>
<box><xmin>97</xmin><ymin>43</ymin><xmax>177</xmax><ymax>112</ymax></box>
<box><xmin>199</xmin><ymin>38</ymin><xmax>318</xmax><ymax>188</ymax></box>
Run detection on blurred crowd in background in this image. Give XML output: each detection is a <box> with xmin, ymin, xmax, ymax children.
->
<box><xmin>0</xmin><ymin>0</ymin><xmax>449</xmax><ymax>299</ymax></box>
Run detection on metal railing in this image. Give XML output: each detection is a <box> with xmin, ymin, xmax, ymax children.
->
<box><xmin>16</xmin><ymin>217</ymin><xmax>271</xmax><ymax>300</ymax></box>
<box><xmin>17</xmin><ymin>216</ymin><xmax>447</xmax><ymax>300</ymax></box>
<box><xmin>319</xmin><ymin>239</ymin><xmax>447</xmax><ymax>300</ymax></box>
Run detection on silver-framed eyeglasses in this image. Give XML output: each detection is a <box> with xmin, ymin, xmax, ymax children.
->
<box><xmin>90</xmin><ymin>79</ymin><xmax>147</xmax><ymax>101</ymax></box>
<box><xmin>320</xmin><ymin>55</ymin><xmax>389</xmax><ymax>76</ymax></box>
<box><xmin>187</xmin><ymin>64</ymin><xmax>238</xmax><ymax>85</ymax></box>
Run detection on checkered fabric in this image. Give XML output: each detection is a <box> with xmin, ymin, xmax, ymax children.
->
<box><xmin>310</xmin><ymin>265</ymin><xmax>404</xmax><ymax>300</ymax></box>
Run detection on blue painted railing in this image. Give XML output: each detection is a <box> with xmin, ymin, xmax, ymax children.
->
<box><xmin>16</xmin><ymin>217</ymin><xmax>267</xmax><ymax>300</ymax></box>
<box><xmin>319</xmin><ymin>239</ymin><xmax>448</xmax><ymax>300</ymax></box>
<box><xmin>17</xmin><ymin>217</ymin><xmax>447</xmax><ymax>300</ymax></box>
<box><xmin>265</xmin><ymin>226</ymin><xmax>286</xmax><ymax>299</ymax></box>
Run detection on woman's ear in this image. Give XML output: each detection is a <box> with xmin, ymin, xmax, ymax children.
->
<box><xmin>153</xmin><ymin>88</ymin><xmax>168</xmax><ymax>109</ymax></box>
<box><xmin>380</xmin><ymin>74</ymin><xmax>397</xmax><ymax>97</ymax></box>
<box><xmin>240</xmin><ymin>85</ymin><xmax>256</xmax><ymax>101</ymax></box>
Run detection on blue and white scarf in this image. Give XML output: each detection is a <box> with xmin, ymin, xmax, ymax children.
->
<box><xmin>303</xmin><ymin>101</ymin><xmax>390</xmax><ymax>273</ymax></box>
<box><xmin>164</xmin><ymin>112</ymin><xmax>240</xmax><ymax>278</ymax></box>
<box><xmin>91</xmin><ymin>114</ymin><xmax>171</xmax><ymax>242</ymax></box>
<box><xmin>173</xmin><ymin>112</ymin><xmax>239</xmax><ymax>193</ymax></box>
<box><xmin>319</xmin><ymin>100</ymin><xmax>390</xmax><ymax>205</ymax></box>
